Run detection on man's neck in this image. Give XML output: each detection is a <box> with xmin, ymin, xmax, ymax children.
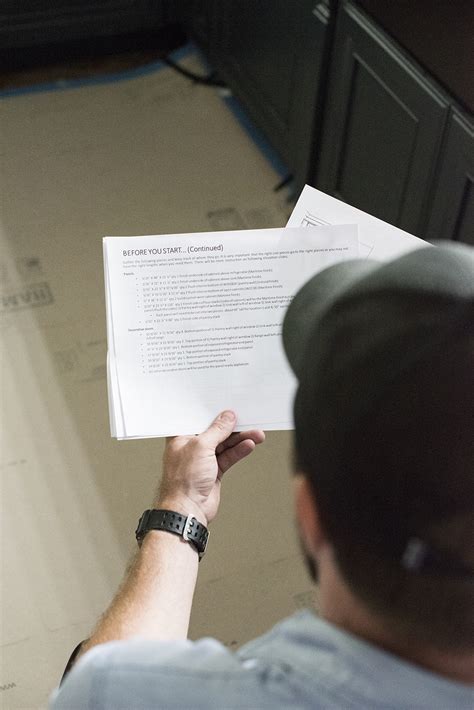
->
<box><xmin>318</xmin><ymin>557</ymin><xmax>474</xmax><ymax>685</ymax></box>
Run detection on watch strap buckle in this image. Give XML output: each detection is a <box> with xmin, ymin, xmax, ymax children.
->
<box><xmin>182</xmin><ymin>515</ymin><xmax>194</xmax><ymax>542</ymax></box>
<box><xmin>183</xmin><ymin>515</ymin><xmax>209</xmax><ymax>559</ymax></box>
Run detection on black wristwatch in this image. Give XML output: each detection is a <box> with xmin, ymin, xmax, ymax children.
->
<box><xmin>135</xmin><ymin>509</ymin><xmax>209</xmax><ymax>559</ymax></box>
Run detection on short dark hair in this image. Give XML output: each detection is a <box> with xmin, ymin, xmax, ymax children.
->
<box><xmin>295</xmin><ymin>334</ymin><xmax>474</xmax><ymax>651</ymax></box>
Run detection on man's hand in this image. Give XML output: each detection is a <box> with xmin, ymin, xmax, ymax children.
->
<box><xmin>156</xmin><ymin>411</ymin><xmax>265</xmax><ymax>526</ymax></box>
<box><xmin>65</xmin><ymin>412</ymin><xmax>265</xmax><ymax>666</ymax></box>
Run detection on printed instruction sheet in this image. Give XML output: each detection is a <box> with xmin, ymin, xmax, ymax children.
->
<box><xmin>104</xmin><ymin>225</ymin><xmax>358</xmax><ymax>438</ymax></box>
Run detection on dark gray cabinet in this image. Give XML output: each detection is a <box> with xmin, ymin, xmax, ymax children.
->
<box><xmin>213</xmin><ymin>0</ymin><xmax>306</xmax><ymax>163</ymax></box>
<box><xmin>426</xmin><ymin>111</ymin><xmax>474</xmax><ymax>245</ymax></box>
<box><xmin>182</xmin><ymin>0</ymin><xmax>215</xmax><ymax>53</ymax></box>
<box><xmin>186</xmin><ymin>1</ymin><xmax>473</xmax><ymax>243</ymax></box>
<box><xmin>316</xmin><ymin>2</ymin><xmax>449</xmax><ymax>237</ymax></box>
<box><xmin>198</xmin><ymin>0</ymin><xmax>333</xmax><ymax>193</ymax></box>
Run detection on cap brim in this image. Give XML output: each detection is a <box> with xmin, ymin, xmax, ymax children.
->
<box><xmin>282</xmin><ymin>259</ymin><xmax>380</xmax><ymax>379</ymax></box>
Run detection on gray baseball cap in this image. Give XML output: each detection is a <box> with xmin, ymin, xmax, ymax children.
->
<box><xmin>283</xmin><ymin>241</ymin><xmax>474</xmax><ymax>386</ymax></box>
<box><xmin>282</xmin><ymin>240</ymin><xmax>474</xmax><ymax>577</ymax></box>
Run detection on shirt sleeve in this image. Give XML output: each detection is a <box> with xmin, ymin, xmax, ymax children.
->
<box><xmin>49</xmin><ymin>637</ymin><xmax>236</xmax><ymax>710</ymax></box>
<box><xmin>49</xmin><ymin>643</ymin><xmax>104</xmax><ymax>710</ymax></box>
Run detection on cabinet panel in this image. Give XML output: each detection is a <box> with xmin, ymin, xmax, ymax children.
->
<box><xmin>336</xmin><ymin>59</ymin><xmax>419</xmax><ymax>225</ymax></box>
<box><xmin>216</xmin><ymin>0</ymin><xmax>301</xmax><ymax>140</ymax></box>
<box><xmin>426</xmin><ymin>112</ymin><xmax>474</xmax><ymax>245</ymax></box>
<box><xmin>182</xmin><ymin>0</ymin><xmax>216</xmax><ymax>52</ymax></box>
<box><xmin>316</xmin><ymin>3</ymin><xmax>448</xmax><ymax>236</ymax></box>
<box><xmin>290</xmin><ymin>1</ymin><xmax>334</xmax><ymax>195</ymax></box>
<box><xmin>203</xmin><ymin>0</ymin><xmax>331</xmax><ymax>190</ymax></box>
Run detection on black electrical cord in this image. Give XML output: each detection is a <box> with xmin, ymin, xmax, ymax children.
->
<box><xmin>162</xmin><ymin>55</ymin><xmax>227</xmax><ymax>88</ymax></box>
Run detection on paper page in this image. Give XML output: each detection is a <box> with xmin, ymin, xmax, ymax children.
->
<box><xmin>287</xmin><ymin>185</ymin><xmax>427</xmax><ymax>260</ymax></box>
<box><xmin>104</xmin><ymin>225</ymin><xmax>358</xmax><ymax>438</ymax></box>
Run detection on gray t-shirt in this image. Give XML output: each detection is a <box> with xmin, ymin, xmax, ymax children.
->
<box><xmin>50</xmin><ymin>610</ymin><xmax>473</xmax><ymax>709</ymax></box>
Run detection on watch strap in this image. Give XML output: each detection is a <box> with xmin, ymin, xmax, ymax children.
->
<box><xmin>135</xmin><ymin>509</ymin><xmax>209</xmax><ymax>558</ymax></box>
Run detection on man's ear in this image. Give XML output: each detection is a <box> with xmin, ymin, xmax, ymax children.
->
<box><xmin>294</xmin><ymin>474</ymin><xmax>326</xmax><ymax>559</ymax></box>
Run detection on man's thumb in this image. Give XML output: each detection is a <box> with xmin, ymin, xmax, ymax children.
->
<box><xmin>201</xmin><ymin>410</ymin><xmax>236</xmax><ymax>448</ymax></box>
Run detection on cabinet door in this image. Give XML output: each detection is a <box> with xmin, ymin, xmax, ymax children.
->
<box><xmin>426</xmin><ymin>111</ymin><xmax>474</xmax><ymax>245</ymax></box>
<box><xmin>211</xmin><ymin>0</ymin><xmax>330</xmax><ymax>189</ymax></box>
<box><xmin>316</xmin><ymin>2</ymin><xmax>448</xmax><ymax>236</ymax></box>
<box><xmin>290</xmin><ymin>1</ymin><xmax>334</xmax><ymax>195</ymax></box>
<box><xmin>182</xmin><ymin>0</ymin><xmax>216</xmax><ymax>52</ymax></box>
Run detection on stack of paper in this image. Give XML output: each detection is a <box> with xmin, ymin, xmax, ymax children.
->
<box><xmin>104</xmin><ymin>186</ymin><xmax>425</xmax><ymax>439</ymax></box>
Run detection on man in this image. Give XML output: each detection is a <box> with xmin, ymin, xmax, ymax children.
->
<box><xmin>51</xmin><ymin>241</ymin><xmax>474</xmax><ymax>708</ymax></box>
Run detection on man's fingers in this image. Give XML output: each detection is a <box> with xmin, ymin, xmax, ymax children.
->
<box><xmin>199</xmin><ymin>410</ymin><xmax>237</xmax><ymax>449</ymax></box>
<box><xmin>217</xmin><ymin>438</ymin><xmax>257</xmax><ymax>475</ymax></box>
<box><xmin>216</xmin><ymin>429</ymin><xmax>265</xmax><ymax>454</ymax></box>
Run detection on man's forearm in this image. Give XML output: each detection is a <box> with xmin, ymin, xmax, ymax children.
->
<box><xmin>79</xmin><ymin>527</ymin><xmax>199</xmax><ymax>657</ymax></box>
<box><xmin>71</xmin><ymin>412</ymin><xmax>264</xmax><ymax>666</ymax></box>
